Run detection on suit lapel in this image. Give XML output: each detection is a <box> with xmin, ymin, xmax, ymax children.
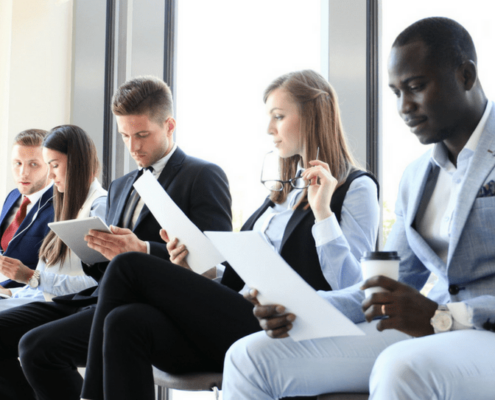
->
<box><xmin>241</xmin><ymin>197</ymin><xmax>273</xmax><ymax>231</ymax></box>
<box><xmin>447</xmin><ymin>109</ymin><xmax>495</xmax><ymax>265</ymax></box>
<box><xmin>133</xmin><ymin>147</ymin><xmax>186</xmax><ymax>230</ymax></box>
<box><xmin>280</xmin><ymin>205</ymin><xmax>312</xmax><ymax>250</ymax></box>
<box><xmin>404</xmin><ymin>159</ymin><xmax>447</xmax><ymax>271</ymax></box>
<box><xmin>0</xmin><ymin>191</ymin><xmax>21</xmax><ymax>228</ymax></box>
<box><xmin>111</xmin><ymin>172</ymin><xmax>138</xmax><ymax>227</ymax></box>
<box><xmin>7</xmin><ymin>187</ymin><xmax>53</xmax><ymax>252</ymax></box>
<box><xmin>405</xmin><ymin>157</ymin><xmax>433</xmax><ymax>229</ymax></box>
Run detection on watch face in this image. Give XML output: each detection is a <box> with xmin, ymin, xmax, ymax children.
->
<box><xmin>29</xmin><ymin>275</ymin><xmax>39</xmax><ymax>288</ymax></box>
<box><xmin>433</xmin><ymin>311</ymin><xmax>452</xmax><ymax>331</ymax></box>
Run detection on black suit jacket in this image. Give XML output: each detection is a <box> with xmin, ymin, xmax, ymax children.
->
<box><xmin>55</xmin><ymin>147</ymin><xmax>232</xmax><ymax>305</ymax></box>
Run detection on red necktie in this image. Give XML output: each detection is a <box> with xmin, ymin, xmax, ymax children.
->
<box><xmin>1</xmin><ymin>196</ymin><xmax>31</xmax><ymax>251</ymax></box>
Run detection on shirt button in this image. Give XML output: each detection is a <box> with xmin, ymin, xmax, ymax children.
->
<box><xmin>449</xmin><ymin>284</ymin><xmax>460</xmax><ymax>295</ymax></box>
<box><xmin>456</xmin><ymin>179</ymin><xmax>461</xmax><ymax>184</ymax></box>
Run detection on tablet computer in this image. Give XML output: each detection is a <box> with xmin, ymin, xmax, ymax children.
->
<box><xmin>48</xmin><ymin>216</ymin><xmax>112</xmax><ymax>264</ymax></box>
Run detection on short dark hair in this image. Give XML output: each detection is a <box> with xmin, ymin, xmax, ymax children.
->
<box><xmin>393</xmin><ymin>17</ymin><xmax>477</xmax><ymax>68</ymax></box>
<box><xmin>112</xmin><ymin>76</ymin><xmax>173</xmax><ymax>125</ymax></box>
<box><xmin>14</xmin><ymin>129</ymin><xmax>49</xmax><ymax>147</ymax></box>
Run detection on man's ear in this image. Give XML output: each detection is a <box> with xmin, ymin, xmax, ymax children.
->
<box><xmin>458</xmin><ymin>60</ymin><xmax>477</xmax><ymax>91</ymax></box>
<box><xmin>165</xmin><ymin>117</ymin><xmax>176</xmax><ymax>138</ymax></box>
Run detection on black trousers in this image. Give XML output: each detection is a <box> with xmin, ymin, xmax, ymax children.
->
<box><xmin>0</xmin><ymin>300</ymin><xmax>95</xmax><ymax>400</ymax></box>
<box><xmin>81</xmin><ymin>252</ymin><xmax>261</xmax><ymax>400</ymax></box>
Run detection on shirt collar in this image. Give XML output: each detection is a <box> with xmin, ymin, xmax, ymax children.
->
<box><xmin>25</xmin><ymin>181</ymin><xmax>53</xmax><ymax>205</ymax></box>
<box><xmin>139</xmin><ymin>143</ymin><xmax>177</xmax><ymax>177</ymax></box>
<box><xmin>431</xmin><ymin>101</ymin><xmax>492</xmax><ymax>171</ymax></box>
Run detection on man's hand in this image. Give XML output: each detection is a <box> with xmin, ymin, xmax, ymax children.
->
<box><xmin>85</xmin><ymin>226</ymin><xmax>147</xmax><ymax>261</ymax></box>
<box><xmin>0</xmin><ymin>256</ymin><xmax>33</xmax><ymax>284</ymax></box>
<box><xmin>160</xmin><ymin>229</ymin><xmax>191</xmax><ymax>270</ymax></box>
<box><xmin>361</xmin><ymin>276</ymin><xmax>438</xmax><ymax>337</ymax></box>
<box><xmin>244</xmin><ymin>289</ymin><xmax>295</xmax><ymax>339</ymax></box>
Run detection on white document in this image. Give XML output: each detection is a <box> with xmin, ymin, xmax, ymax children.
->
<box><xmin>0</xmin><ymin>271</ymin><xmax>9</xmax><ymax>284</ymax></box>
<box><xmin>49</xmin><ymin>216</ymin><xmax>112</xmax><ymax>264</ymax></box>
<box><xmin>134</xmin><ymin>170</ymin><xmax>225</xmax><ymax>274</ymax></box>
<box><xmin>205</xmin><ymin>231</ymin><xmax>364</xmax><ymax>341</ymax></box>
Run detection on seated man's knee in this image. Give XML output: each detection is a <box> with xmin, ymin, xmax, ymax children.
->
<box><xmin>371</xmin><ymin>339</ymin><xmax>438</xmax><ymax>394</ymax></box>
<box><xmin>103</xmin><ymin>305</ymin><xmax>147</xmax><ymax>347</ymax></box>
<box><xmin>226</xmin><ymin>332</ymin><xmax>276</xmax><ymax>373</ymax></box>
<box><xmin>19</xmin><ymin>327</ymin><xmax>53</xmax><ymax>367</ymax></box>
<box><xmin>105</xmin><ymin>252</ymin><xmax>144</xmax><ymax>280</ymax></box>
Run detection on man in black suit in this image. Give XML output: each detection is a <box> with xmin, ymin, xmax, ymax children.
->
<box><xmin>0</xmin><ymin>76</ymin><xmax>232</xmax><ymax>400</ymax></box>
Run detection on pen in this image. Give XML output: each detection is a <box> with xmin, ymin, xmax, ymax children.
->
<box><xmin>313</xmin><ymin>147</ymin><xmax>320</xmax><ymax>185</ymax></box>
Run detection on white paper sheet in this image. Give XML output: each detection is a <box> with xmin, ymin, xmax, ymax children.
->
<box><xmin>205</xmin><ymin>231</ymin><xmax>364</xmax><ymax>341</ymax></box>
<box><xmin>134</xmin><ymin>170</ymin><xmax>225</xmax><ymax>274</ymax></box>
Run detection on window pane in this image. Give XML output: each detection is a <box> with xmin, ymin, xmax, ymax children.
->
<box><xmin>381</xmin><ymin>0</ymin><xmax>495</xmax><ymax>244</ymax></box>
<box><xmin>176</xmin><ymin>0</ymin><xmax>321</xmax><ymax>230</ymax></box>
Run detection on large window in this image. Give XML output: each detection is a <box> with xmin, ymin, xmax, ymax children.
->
<box><xmin>176</xmin><ymin>0</ymin><xmax>322</xmax><ymax>231</ymax></box>
<box><xmin>381</xmin><ymin>0</ymin><xmax>495</xmax><ymax>244</ymax></box>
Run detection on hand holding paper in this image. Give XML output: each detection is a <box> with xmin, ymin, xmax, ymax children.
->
<box><xmin>245</xmin><ymin>289</ymin><xmax>296</xmax><ymax>339</ymax></box>
<box><xmin>160</xmin><ymin>229</ymin><xmax>191</xmax><ymax>271</ymax></box>
<box><xmin>133</xmin><ymin>170</ymin><xmax>225</xmax><ymax>274</ymax></box>
<box><xmin>205</xmin><ymin>231</ymin><xmax>364</xmax><ymax>341</ymax></box>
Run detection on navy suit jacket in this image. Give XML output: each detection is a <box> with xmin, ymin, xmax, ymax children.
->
<box><xmin>55</xmin><ymin>147</ymin><xmax>232</xmax><ymax>305</ymax></box>
<box><xmin>0</xmin><ymin>186</ymin><xmax>54</xmax><ymax>288</ymax></box>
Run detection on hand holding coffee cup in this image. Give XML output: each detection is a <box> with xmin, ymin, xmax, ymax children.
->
<box><xmin>361</xmin><ymin>251</ymin><xmax>400</xmax><ymax>297</ymax></box>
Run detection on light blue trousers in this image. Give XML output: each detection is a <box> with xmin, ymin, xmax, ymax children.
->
<box><xmin>223</xmin><ymin>321</ymin><xmax>495</xmax><ymax>400</ymax></box>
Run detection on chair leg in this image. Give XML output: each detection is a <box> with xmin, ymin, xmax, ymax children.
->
<box><xmin>156</xmin><ymin>386</ymin><xmax>170</xmax><ymax>400</ymax></box>
<box><xmin>213</xmin><ymin>386</ymin><xmax>219</xmax><ymax>400</ymax></box>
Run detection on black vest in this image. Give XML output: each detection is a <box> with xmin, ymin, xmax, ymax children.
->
<box><xmin>221</xmin><ymin>170</ymin><xmax>378</xmax><ymax>292</ymax></box>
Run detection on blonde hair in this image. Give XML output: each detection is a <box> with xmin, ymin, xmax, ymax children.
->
<box><xmin>14</xmin><ymin>129</ymin><xmax>48</xmax><ymax>147</ymax></box>
<box><xmin>264</xmin><ymin>70</ymin><xmax>357</xmax><ymax>207</ymax></box>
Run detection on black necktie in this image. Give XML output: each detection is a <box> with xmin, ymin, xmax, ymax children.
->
<box><xmin>122</xmin><ymin>166</ymin><xmax>154</xmax><ymax>229</ymax></box>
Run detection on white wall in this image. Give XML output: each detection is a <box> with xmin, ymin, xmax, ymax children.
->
<box><xmin>0</xmin><ymin>0</ymin><xmax>73</xmax><ymax>200</ymax></box>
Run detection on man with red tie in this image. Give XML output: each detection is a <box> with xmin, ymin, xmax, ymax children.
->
<box><xmin>0</xmin><ymin>129</ymin><xmax>54</xmax><ymax>291</ymax></box>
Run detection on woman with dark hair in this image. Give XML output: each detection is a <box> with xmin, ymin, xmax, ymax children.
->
<box><xmin>81</xmin><ymin>70</ymin><xmax>379</xmax><ymax>400</ymax></box>
<box><xmin>0</xmin><ymin>125</ymin><xmax>107</xmax><ymax>309</ymax></box>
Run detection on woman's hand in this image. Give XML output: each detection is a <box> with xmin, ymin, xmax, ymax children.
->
<box><xmin>244</xmin><ymin>289</ymin><xmax>295</xmax><ymax>339</ymax></box>
<box><xmin>160</xmin><ymin>229</ymin><xmax>192</xmax><ymax>270</ymax></box>
<box><xmin>0</xmin><ymin>256</ymin><xmax>33</xmax><ymax>284</ymax></box>
<box><xmin>0</xmin><ymin>285</ymin><xmax>12</xmax><ymax>298</ymax></box>
<box><xmin>302</xmin><ymin>160</ymin><xmax>338</xmax><ymax>222</ymax></box>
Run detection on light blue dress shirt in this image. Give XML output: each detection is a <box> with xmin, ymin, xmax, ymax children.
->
<box><xmin>250</xmin><ymin>175</ymin><xmax>379</xmax><ymax>290</ymax></box>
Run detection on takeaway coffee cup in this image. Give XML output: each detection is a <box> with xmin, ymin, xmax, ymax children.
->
<box><xmin>361</xmin><ymin>251</ymin><xmax>400</xmax><ymax>297</ymax></box>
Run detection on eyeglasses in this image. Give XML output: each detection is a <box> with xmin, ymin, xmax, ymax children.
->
<box><xmin>260</xmin><ymin>151</ymin><xmax>310</xmax><ymax>192</ymax></box>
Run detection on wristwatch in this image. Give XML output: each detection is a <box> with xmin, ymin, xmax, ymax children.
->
<box><xmin>28</xmin><ymin>270</ymin><xmax>41</xmax><ymax>289</ymax></box>
<box><xmin>430</xmin><ymin>304</ymin><xmax>453</xmax><ymax>333</ymax></box>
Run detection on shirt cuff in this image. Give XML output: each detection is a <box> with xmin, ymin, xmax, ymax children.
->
<box><xmin>311</xmin><ymin>213</ymin><xmax>342</xmax><ymax>247</ymax></box>
<box><xmin>145</xmin><ymin>241</ymin><xmax>150</xmax><ymax>254</ymax></box>
<box><xmin>38</xmin><ymin>271</ymin><xmax>54</xmax><ymax>292</ymax></box>
<box><xmin>446</xmin><ymin>302</ymin><xmax>473</xmax><ymax>330</ymax></box>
